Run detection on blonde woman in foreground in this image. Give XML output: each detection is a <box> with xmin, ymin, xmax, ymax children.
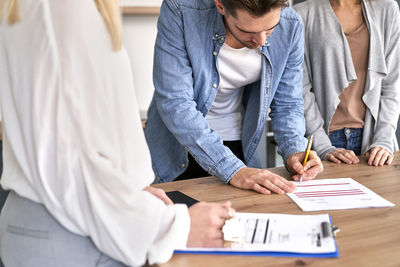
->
<box><xmin>0</xmin><ymin>0</ymin><xmax>234</xmax><ymax>266</ymax></box>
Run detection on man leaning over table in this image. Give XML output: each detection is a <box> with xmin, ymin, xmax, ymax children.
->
<box><xmin>145</xmin><ymin>0</ymin><xmax>323</xmax><ymax>194</ymax></box>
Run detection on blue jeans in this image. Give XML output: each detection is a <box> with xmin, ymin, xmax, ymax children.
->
<box><xmin>329</xmin><ymin>128</ymin><xmax>363</xmax><ymax>156</ymax></box>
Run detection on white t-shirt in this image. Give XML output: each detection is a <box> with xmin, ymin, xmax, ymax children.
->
<box><xmin>206</xmin><ymin>43</ymin><xmax>262</xmax><ymax>141</ymax></box>
<box><xmin>0</xmin><ymin>0</ymin><xmax>189</xmax><ymax>266</ymax></box>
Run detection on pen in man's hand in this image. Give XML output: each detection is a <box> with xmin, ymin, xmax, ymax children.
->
<box><xmin>299</xmin><ymin>135</ymin><xmax>314</xmax><ymax>183</ymax></box>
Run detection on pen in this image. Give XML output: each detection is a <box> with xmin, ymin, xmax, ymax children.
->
<box><xmin>299</xmin><ymin>135</ymin><xmax>313</xmax><ymax>183</ymax></box>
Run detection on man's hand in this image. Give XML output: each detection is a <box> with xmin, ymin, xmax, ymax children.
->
<box><xmin>187</xmin><ymin>201</ymin><xmax>234</xmax><ymax>248</ymax></box>
<box><xmin>143</xmin><ymin>186</ymin><xmax>173</xmax><ymax>205</ymax></box>
<box><xmin>326</xmin><ymin>148</ymin><xmax>360</xmax><ymax>164</ymax></box>
<box><xmin>229</xmin><ymin>167</ymin><xmax>296</xmax><ymax>195</ymax></box>
<box><xmin>287</xmin><ymin>151</ymin><xmax>323</xmax><ymax>182</ymax></box>
<box><xmin>364</xmin><ymin>146</ymin><xmax>393</xmax><ymax>166</ymax></box>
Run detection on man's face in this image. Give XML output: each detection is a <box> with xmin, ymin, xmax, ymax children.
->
<box><xmin>218</xmin><ymin>4</ymin><xmax>282</xmax><ymax>49</ymax></box>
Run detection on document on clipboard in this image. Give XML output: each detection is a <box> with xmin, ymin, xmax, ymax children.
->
<box><xmin>287</xmin><ymin>178</ymin><xmax>395</xmax><ymax>212</ymax></box>
<box><xmin>175</xmin><ymin>213</ymin><xmax>339</xmax><ymax>258</ymax></box>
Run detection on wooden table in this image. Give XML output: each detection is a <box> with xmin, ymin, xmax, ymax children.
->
<box><xmin>153</xmin><ymin>151</ymin><xmax>400</xmax><ymax>267</ymax></box>
<box><xmin>121</xmin><ymin>6</ymin><xmax>160</xmax><ymax>15</ymax></box>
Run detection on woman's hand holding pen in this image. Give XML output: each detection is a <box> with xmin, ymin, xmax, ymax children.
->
<box><xmin>187</xmin><ymin>201</ymin><xmax>235</xmax><ymax>248</ymax></box>
<box><xmin>287</xmin><ymin>151</ymin><xmax>323</xmax><ymax>182</ymax></box>
<box><xmin>145</xmin><ymin>188</ymin><xmax>236</xmax><ymax>248</ymax></box>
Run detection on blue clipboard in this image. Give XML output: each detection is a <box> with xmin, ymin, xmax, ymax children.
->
<box><xmin>174</xmin><ymin>249</ymin><xmax>338</xmax><ymax>258</ymax></box>
<box><xmin>175</xmin><ymin>215</ymin><xmax>339</xmax><ymax>258</ymax></box>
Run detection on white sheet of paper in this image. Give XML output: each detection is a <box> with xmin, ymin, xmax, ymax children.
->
<box><xmin>178</xmin><ymin>213</ymin><xmax>337</xmax><ymax>254</ymax></box>
<box><xmin>287</xmin><ymin>178</ymin><xmax>395</xmax><ymax>211</ymax></box>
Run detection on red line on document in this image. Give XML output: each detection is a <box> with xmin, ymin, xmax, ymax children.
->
<box><xmin>296</xmin><ymin>192</ymin><xmax>366</xmax><ymax>198</ymax></box>
<box><xmin>295</xmin><ymin>189</ymin><xmax>363</xmax><ymax>195</ymax></box>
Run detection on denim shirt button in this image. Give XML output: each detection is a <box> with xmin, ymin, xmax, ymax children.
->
<box><xmin>213</xmin><ymin>51</ymin><xmax>217</xmax><ymax>56</ymax></box>
<box><xmin>214</xmin><ymin>33</ymin><xmax>219</xmax><ymax>38</ymax></box>
<box><xmin>212</xmin><ymin>83</ymin><xmax>217</xmax><ymax>88</ymax></box>
<box><xmin>181</xmin><ymin>163</ymin><xmax>186</xmax><ymax>168</ymax></box>
<box><xmin>221</xmin><ymin>37</ymin><xmax>225</xmax><ymax>41</ymax></box>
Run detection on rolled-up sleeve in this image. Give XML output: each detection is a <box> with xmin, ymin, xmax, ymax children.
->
<box><xmin>152</xmin><ymin>0</ymin><xmax>245</xmax><ymax>182</ymax></box>
<box><xmin>269</xmin><ymin>19</ymin><xmax>307</xmax><ymax>164</ymax></box>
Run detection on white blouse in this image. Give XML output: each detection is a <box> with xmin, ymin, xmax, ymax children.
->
<box><xmin>0</xmin><ymin>0</ymin><xmax>189</xmax><ymax>266</ymax></box>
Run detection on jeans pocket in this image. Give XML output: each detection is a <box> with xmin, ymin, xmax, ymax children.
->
<box><xmin>329</xmin><ymin>130</ymin><xmax>346</xmax><ymax>149</ymax></box>
<box><xmin>6</xmin><ymin>225</ymin><xmax>49</xmax><ymax>239</ymax></box>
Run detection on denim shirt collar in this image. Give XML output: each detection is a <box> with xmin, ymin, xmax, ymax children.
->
<box><xmin>212</xmin><ymin>11</ymin><xmax>226</xmax><ymax>44</ymax></box>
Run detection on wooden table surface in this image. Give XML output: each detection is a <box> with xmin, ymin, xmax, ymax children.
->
<box><xmin>153</xmin><ymin>151</ymin><xmax>400</xmax><ymax>267</ymax></box>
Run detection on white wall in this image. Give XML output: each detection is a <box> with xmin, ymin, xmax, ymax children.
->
<box><xmin>122</xmin><ymin>15</ymin><xmax>158</xmax><ymax>119</ymax></box>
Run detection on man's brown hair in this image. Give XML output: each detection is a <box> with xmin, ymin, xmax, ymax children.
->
<box><xmin>220</xmin><ymin>0</ymin><xmax>288</xmax><ymax>18</ymax></box>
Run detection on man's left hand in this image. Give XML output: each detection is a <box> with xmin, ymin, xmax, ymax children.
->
<box><xmin>286</xmin><ymin>151</ymin><xmax>323</xmax><ymax>181</ymax></box>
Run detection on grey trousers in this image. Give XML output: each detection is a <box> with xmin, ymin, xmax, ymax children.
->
<box><xmin>0</xmin><ymin>191</ymin><xmax>128</xmax><ymax>267</ymax></box>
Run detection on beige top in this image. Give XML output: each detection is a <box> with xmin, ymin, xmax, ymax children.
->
<box><xmin>329</xmin><ymin>21</ymin><xmax>370</xmax><ymax>132</ymax></box>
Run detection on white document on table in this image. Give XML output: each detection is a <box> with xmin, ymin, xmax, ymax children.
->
<box><xmin>176</xmin><ymin>213</ymin><xmax>338</xmax><ymax>257</ymax></box>
<box><xmin>287</xmin><ymin>178</ymin><xmax>395</xmax><ymax>212</ymax></box>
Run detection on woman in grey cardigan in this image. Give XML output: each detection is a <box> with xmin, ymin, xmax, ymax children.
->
<box><xmin>294</xmin><ymin>0</ymin><xmax>400</xmax><ymax>166</ymax></box>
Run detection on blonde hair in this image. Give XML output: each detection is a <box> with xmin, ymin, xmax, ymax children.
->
<box><xmin>0</xmin><ymin>0</ymin><xmax>122</xmax><ymax>51</ymax></box>
<box><xmin>94</xmin><ymin>0</ymin><xmax>122</xmax><ymax>51</ymax></box>
<box><xmin>0</xmin><ymin>0</ymin><xmax>21</xmax><ymax>24</ymax></box>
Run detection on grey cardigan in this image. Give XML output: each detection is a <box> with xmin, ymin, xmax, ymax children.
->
<box><xmin>294</xmin><ymin>0</ymin><xmax>400</xmax><ymax>159</ymax></box>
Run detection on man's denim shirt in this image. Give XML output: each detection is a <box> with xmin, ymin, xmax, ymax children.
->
<box><xmin>145</xmin><ymin>0</ymin><xmax>307</xmax><ymax>183</ymax></box>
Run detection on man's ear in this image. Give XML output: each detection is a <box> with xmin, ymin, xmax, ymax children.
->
<box><xmin>214</xmin><ymin>0</ymin><xmax>226</xmax><ymax>15</ymax></box>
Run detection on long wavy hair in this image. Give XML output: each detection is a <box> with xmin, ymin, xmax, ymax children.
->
<box><xmin>0</xmin><ymin>0</ymin><xmax>122</xmax><ymax>51</ymax></box>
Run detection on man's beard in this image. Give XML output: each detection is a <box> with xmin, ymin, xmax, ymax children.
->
<box><xmin>225</xmin><ymin>22</ymin><xmax>261</xmax><ymax>50</ymax></box>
